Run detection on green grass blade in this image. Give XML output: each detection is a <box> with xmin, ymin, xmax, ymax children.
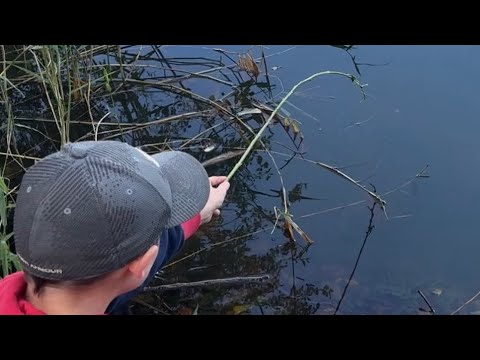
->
<box><xmin>0</xmin><ymin>177</ymin><xmax>8</xmax><ymax>234</ymax></box>
<box><xmin>8</xmin><ymin>251</ymin><xmax>22</xmax><ymax>272</ymax></box>
<box><xmin>1</xmin><ymin>241</ymin><xmax>9</xmax><ymax>277</ymax></box>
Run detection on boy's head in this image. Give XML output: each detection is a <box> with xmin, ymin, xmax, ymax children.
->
<box><xmin>13</xmin><ymin>140</ymin><xmax>210</xmax><ymax>291</ymax></box>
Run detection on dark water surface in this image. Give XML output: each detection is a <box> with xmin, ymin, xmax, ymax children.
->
<box><xmin>153</xmin><ymin>45</ymin><xmax>480</xmax><ymax>315</ymax></box>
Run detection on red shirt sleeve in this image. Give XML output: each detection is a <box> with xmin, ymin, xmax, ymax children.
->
<box><xmin>181</xmin><ymin>213</ymin><xmax>201</xmax><ymax>240</ymax></box>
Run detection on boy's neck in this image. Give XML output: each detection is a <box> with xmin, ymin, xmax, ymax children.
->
<box><xmin>25</xmin><ymin>283</ymin><xmax>116</xmax><ymax>315</ymax></box>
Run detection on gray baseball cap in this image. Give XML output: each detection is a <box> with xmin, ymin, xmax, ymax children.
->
<box><xmin>13</xmin><ymin>140</ymin><xmax>210</xmax><ymax>281</ymax></box>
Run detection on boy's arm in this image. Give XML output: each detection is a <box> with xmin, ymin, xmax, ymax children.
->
<box><xmin>168</xmin><ymin>176</ymin><xmax>230</xmax><ymax>257</ymax></box>
<box><xmin>179</xmin><ymin>176</ymin><xmax>230</xmax><ymax>241</ymax></box>
<box><xmin>181</xmin><ymin>213</ymin><xmax>201</xmax><ymax>240</ymax></box>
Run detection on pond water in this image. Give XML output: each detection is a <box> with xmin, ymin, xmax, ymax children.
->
<box><xmin>151</xmin><ymin>45</ymin><xmax>480</xmax><ymax>315</ymax></box>
<box><xmin>4</xmin><ymin>45</ymin><xmax>480</xmax><ymax>315</ymax></box>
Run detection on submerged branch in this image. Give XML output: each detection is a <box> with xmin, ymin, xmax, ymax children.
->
<box><xmin>334</xmin><ymin>202</ymin><xmax>377</xmax><ymax>314</ymax></box>
<box><xmin>201</xmin><ymin>150</ymin><xmax>246</xmax><ymax>168</ymax></box>
<box><xmin>313</xmin><ymin>160</ymin><xmax>387</xmax><ymax>214</ymax></box>
<box><xmin>451</xmin><ymin>289</ymin><xmax>480</xmax><ymax>315</ymax></box>
<box><xmin>418</xmin><ymin>290</ymin><xmax>436</xmax><ymax>314</ymax></box>
<box><xmin>163</xmin><ymin>228</ymin><xmax>269</xmax><ymax>269</ymax></box>
<box><xmin>144</xmin><ymin>274</ymin><xmax>271</xmax><ymax>292</ymax></box>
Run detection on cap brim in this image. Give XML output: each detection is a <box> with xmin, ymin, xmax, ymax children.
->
<box><xmin>151</xmin><ymin>151</ymin><xmax>210</xmax><ymax>228</ymax></box>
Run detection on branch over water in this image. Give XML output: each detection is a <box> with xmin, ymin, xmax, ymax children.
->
<box><xmin>144</xmin><ymin>274</ymin><xmax>271</xmax><ymax>292</ymax></box>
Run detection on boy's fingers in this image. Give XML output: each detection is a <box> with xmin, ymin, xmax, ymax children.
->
<box><xmin>217</xmin><ymin>181</ymin><xmax>230</xmax><ymax>193</ymax></box>
<box><xmin>209</xmin><ymin>176</ymin><xmax>228</xmax><ymax>187</ymax></box>
<box><xmin>209</xmin><ymin>176</ymin><xmax>227</xmax><ymax>185</ymax></box>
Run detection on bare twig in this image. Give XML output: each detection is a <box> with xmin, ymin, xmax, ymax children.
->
<box><xmin>418</xmin><ymin>290</ymin><xmax>436</xmax><ymax>314</ymax></box>
<box><xmin>157</xmin><ymin>46</ymin><xmax>296</xmax><ymax>80</ymax></box>
<box><xmin>201</xmin><ymin>150</ymin><xmax>246</xmax><ymax>168</ymax></box>
<box><xmin>335</xmin><ymin>202</ymin><xmax>377</xmax><ymax>314</ymax></box>
<box><xmin>98</xmin><ymin>111</ymin><xmax>211</xmax><ymax>141</ymax></box>
<box><xmin>13</xmin><ymin>124</ymin><xmax>58</xmax><ymax>144</ymax></box>
<box><xmin>180</xmin><ymin>121</ymin><xmax>230</xmax><ymax>150</ymax></box>
<box><xmin>92</xmin><ymin>62</ymin><xmax>234</xmax><ymax>86</ymax></box>
<box><xmin>272</xmin><ymin>141</ymin><xmax>306</xmax><ymax>156</ymax></box>
<box><xmin>389</xmin><ymin>214</ymin><xmax>413</xmax><ymax>220</ymax></box>
<box><xmin>163</xmin><ymin>228</ymin><xmax>269</xmax><ymax>269</ymax></box>
<box><xmin>144</xmin><ymin>275</ymin><xmax>271</xmax><ymax>292</ymax></box>
<box><xmin>382</xmin><ymin>165</ymin><xmax>430</xmax><ymax>196</ymax></box>
<box><xmin>300</xmin><ymin>199</ymin><xmax>368</xmax><ymax>219</ymax></box>
<box><xmin>120</xmin><ymin>79</ymin><xmax>253</xmax><ymax>144</ymax></box>
<box><xmin>256</xmin><ymin>151</ymin><xmax>427</xmax><ymax>220</ymax></box>
<box><xmin>344</xmin><ymin>114</ymin><xmax>376</xmax><ymax>129</ymax></box>
<box><xmin>451</xmin><ymin>289</ymin><xmax>480</xmax><ymax>315</ymax></box>
<box><xmin>312</xmin><ymin>159</ymin><xmax>387</xmax><ymax>216</ymax></box>
<box><xmin>0</xmin><ymin>152</ymin><xmax>40</xmax><ymax>161</ymax></box>
<box><xmin>94</xmin><ymin>111</ymin><xmax>110</xmax><ymax>141</ymax></box>
<box><xmin>116</xmin><ymin>45</ymin><xmax>127</xmax><ymax>87</ymax></box>
<box><xmin>255</xmin><ymin>149</ymin><xmax>387</xmax><ymax>216</ymax></box>
<box><xmin>283</xmin><ymin>99</ymin><xmax>322</xmax><ymax>124</ymax></box>
<box><xmin>132</xmin><ymin>298</ymin><xmax>169</xmax><ymax>315</ymax></box>
<box><xmin>16</xmin><ymin>115</ymin><xmax>207</xmax><ymax>128</ymax></box>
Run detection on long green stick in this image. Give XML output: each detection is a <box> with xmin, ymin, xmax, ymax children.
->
<box><xmin>226</xmin><ymin>71</ymin><xmax>366</xmax><ymax>182</ymax></box>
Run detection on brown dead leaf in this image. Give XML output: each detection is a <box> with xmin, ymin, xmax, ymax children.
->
<box><xmin>238</xmin><ymin>52</ymin><xmax>260</xmax><ymax>79</ymax></box>
<box><xmin>290</xmin><ymin>120</ymin><xmax>301</xmax><ymax>136</ymax></box>
<box><xmin>72</xmin><ymin>77</ymin><xmax>84</xmax><ymax>102</ymax></box>
<box><xmin>178</xmin><ymin>306</ymin><xmax>193</xmax><ymax>315</ymax></box>
<box><xmin>72</xmin><ymin>90</ymin><xmax>81</xmax><ymax>102</ymax></box>
<box><xmin>283</xmin><ymin>216</ymin><xmax>295</xmax><ymax>242</ymax></box>
<box><xmin>282</xmin><ymin>117</ymin><xmax>291</xmax><ymax>130</ymax></box>
<box><xmin>289</xmin><ymin>219</ymin><xmax>314</xmax><ymax>244</ymax></box>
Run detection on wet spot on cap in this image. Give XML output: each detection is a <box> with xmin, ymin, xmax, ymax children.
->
<box><xmin>63</xmin><ymin>208</ymin><xmax>71</xmax><ymax>215</ymax></box>
<box><xmin>126</xmin><ymin>189</ymin><xmax>133</xmax><ymax>195</ymax></box>
<box><xmin>26</xmin><ymin>186</ymin><xmax>32</xmax><ymax>193</ymax></box>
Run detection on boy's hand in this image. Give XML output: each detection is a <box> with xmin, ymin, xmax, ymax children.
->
<box><xmin>200</xmin><ymin>176</ymin><xmax>230</xmax><ymax>225</ymax></box>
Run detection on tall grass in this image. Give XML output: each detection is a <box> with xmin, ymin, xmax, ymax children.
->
<box><xmin>0</xmin><ymin>175</ymin><xmax>21</xmax><ymax>278</ymax></box>
<box><xmin>32</xmin><ymin>46</ymin><xmax>71</xmax><ymax>146</ymax></box>
<box><xmin>0</xmin><ymin>46</ymin><xmax>22</xmax><ymax>277</ymax></box>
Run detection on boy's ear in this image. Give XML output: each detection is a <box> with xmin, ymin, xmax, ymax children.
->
<box><xmin>127</xmin><ymin>245</ymin><xmax>159</xmax><ymax>279</ymax></box>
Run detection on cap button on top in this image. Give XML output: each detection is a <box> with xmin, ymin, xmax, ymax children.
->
<box><xmin>69</xmin><ymin>145</ymin><xmax>88</xmax><ymax>159</ymax></box>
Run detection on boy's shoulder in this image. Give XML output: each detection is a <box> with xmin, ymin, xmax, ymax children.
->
<box><xmin>0</xmin><ymin>271</ymin><xmax>45</xmax><ymax>315</ymax></box>
<box><xmin>0</xmin><ymin>271</ymin><xmax>25</xmax><ymax>288</ymax></box>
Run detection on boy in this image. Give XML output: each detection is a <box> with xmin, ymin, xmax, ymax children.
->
<box><xmin>0</xmin><ymin>140</ymin><xmax>230</xmax><ymax>315</ymax></box>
